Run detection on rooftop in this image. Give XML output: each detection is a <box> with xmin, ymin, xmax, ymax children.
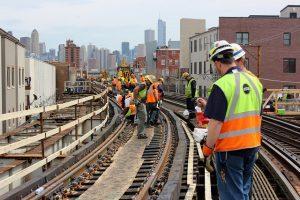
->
<box><xmin>280</xmin><ymin>5</ymin><xmax>300</xmax><ymax>12</ymax></box>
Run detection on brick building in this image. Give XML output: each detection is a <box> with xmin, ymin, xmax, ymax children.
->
<box><xmin>133</xmin><ymin>56</ymin><xmax>146</xmax><ymax>76</ymax></box>
<box><xmin>155</xmin><ymin>47</ymin><xmax>180</xmax><ymax>79</ymax></box>
<box><xmin>65</xmin><ymin>40</ymin><xmax>80</xmax><ymax>68</ymax></box>
<box><xmin>219</xmin><ymin>5</ymin><xmax>300</xmax><ymax>90</ymax></box>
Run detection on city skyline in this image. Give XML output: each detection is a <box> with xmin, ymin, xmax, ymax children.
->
<box><xmin>1</xmin><ymin>0</ymin><xmax>298</xmax><ymax>51</ymax></box>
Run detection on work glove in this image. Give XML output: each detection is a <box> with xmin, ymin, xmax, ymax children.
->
<box><xmin>158</xmin><ymin>100</ymin><xmax>163</xmax><ymax>107</ymax></box>
<box><xmin>202</xmin><ymin>143</ymin><xmax>214</xmax><ymax>173</ymax></box>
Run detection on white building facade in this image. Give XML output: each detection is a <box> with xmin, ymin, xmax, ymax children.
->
<box><xmin>25</xmin><ymin>58</ymin><xmax>56</xmax><ymax>109</ymax></box>
<box><xmin>1</xmin><ymin>29</ymin><xmax>26</xmax><ymax>133</ymax></box>
<box><xmin>189</xmin><ymin>27</ymin><xmax>219</xmax><ymax>98</ymax></box>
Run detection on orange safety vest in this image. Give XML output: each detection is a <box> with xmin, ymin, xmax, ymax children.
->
<box><xmin>213</xmin><ymin>71</ymin><xmax>263</xmax><ymax>152</ymax></box>
<box><xmin>146</xmin><ymin>84</ymin><xmax>158</xmax><ymax>103</ymax></box>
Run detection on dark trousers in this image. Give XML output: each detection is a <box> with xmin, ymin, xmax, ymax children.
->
<box><xmin>146</xmin><ymin>102</ymin><xmax>157</xmax><ymax>125</ymax></box>
<box><xmin>186</xmin><ymin>98</ymin><xmax>195</xmax><ymax>118</ymax></box>
<box><xmin>215</xmin><ymin>147</ymin><xmax>259</xmax><ymax>200</ymax></box>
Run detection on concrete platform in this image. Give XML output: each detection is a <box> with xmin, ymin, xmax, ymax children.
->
<box><xmin>78</xmin><ymin>127</ymin><xmax>154</xmax><ymax>200</ymax></box>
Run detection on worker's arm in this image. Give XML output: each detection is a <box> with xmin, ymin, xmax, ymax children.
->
<box><xmin>206</xmin><ymin>119</ymin><xmax>223</xmax><ymax>148</ymax></box>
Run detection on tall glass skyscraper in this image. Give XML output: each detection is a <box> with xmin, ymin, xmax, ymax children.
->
<box><xmin>158</xmin><ymin>19</ymin><xmax>166</xmax><ymax>47</ymax></box>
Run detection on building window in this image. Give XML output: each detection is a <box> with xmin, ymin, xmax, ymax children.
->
<box><xmin>283</xmin><ymin>85</ymin><xmax>296</xmax><ymax>89</ymax></box>
<box><xmin>190</xmin><ymin>63</ymin><xmax>193</xmax><ymax>74</ymax></box>
<box><xmin>204</xmin><ymin>62</ymin><xmax>206</xmax><ymax>74</ymax></box>
<box><xmin>283</xmin><ymin>32</ymin><xmax>291</xmax><ymax>46</ymax></box>
<box><xmin>283</xmin><ymin>58</ymin><xmax>296</xmax><ymax>73</ymax></box>
<box><xmin>12</xmin><ymin>108</ymin><xmax>15</xmax><ymax>124</ymax></box>
<box><xmin>194</xmin><ymin>62</ymin><xmax>197</xmax><ymax>74</ymax></box>
<box><xmin>290</xmin><ymin>13</ymin><xmax>297</xmax><ymax>18</ymax></box>
<box><xmin>190</xmin><ymin>41</ymin><xmax>193</xmax><ymax>53</ymax></box>
<box><xmin>214</xmin><ymin>33</ymin><xmax>217</xmax><ymax>42</ymax></box>
<box><xmin>161</xmin><ymin>59</ymin><xmax>165</xmax><ymax>66</ymax></box>
<box><xmin>204</xmin><ymin>37</ymin><xmax>208</xmax><ymax>50</ymax></box>
<box><xmin>194</xmin><ymin>40</ymin><xmax>197</xmax><ymax>52</ymax></box>
<box><xmin>19</xmin><ymin>69</ymin><xmax>21</xmax><ymax>86</ymax></box>
<box><xmin>22</xmin><ymin>69</ymin><xmax>25</xmax><ymax>85</ymax></box>
<box><xmin>12</xmin><ymin>68</ymin><xmax>15</xmax><ymax>87</ymax></box>
<box><xmin>236</xmin><ymin>32</ymin><xmax>249</xmax><ymax>45</ymax></box>
<box><xmin>199</xmin><ymin>62</ymin><xmax>202</xmax><ymax>74</ymax></box>
<box><xmin>7</xmin><ymin>67</ymin><xmax>11</xmax><ymax>87</ymax></box>
<box><xmin>204</xmin><ymin>86</ymin><xmax>207</xmax><ymax>98</ymax></box>
<box><xmin>209</xmin><ymin>35</ymin><xmax>212</xmax><ymax>47</ymax></box>
<box><xmin>199</xmin><ymin>38</ymin><xmax>202</xmax><ymax>51</ymax></box>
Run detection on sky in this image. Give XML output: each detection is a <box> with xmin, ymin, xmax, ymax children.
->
<box><xmin>0</xmin><ymin>0</ymin><xmax>299</xmax><ymax>51</ymax></box>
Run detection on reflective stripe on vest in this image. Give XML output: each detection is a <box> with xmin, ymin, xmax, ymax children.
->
<box><xmin>147</xmin><ymin>84</ymin><xmax>158</xmax><ymax>103</ymax></box>
<box><xmin>214</xmin><ymin>71</ymin><xmax>263</xmax><ymax>152</ymax></box>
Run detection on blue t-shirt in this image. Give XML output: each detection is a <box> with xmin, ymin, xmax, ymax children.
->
<box><xmin>204</xmin><ymin>67</ymin><xmax>242</xmax><ymax>122</ymax></box>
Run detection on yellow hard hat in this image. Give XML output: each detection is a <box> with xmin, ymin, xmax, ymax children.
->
<box><xmin>145</xmin><ymin>75</ymin><xmax>156</xmax><ymax>84</ymax></box>
<box><xmin>182</xmin><ymin>72</ymin><xmax>189</xmax><ymax>79</ymax></box>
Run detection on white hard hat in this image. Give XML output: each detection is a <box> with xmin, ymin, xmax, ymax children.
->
<box><xmin>231</xmin><ymin>43</ymin><xmax>246</xmax><ymax>60</ymax></box>
<box><xmin>209</xmin><ymin>40</ymin><xmax>234</xmax><ymax>62</ymax></box>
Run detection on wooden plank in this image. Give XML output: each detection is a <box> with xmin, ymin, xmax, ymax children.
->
<box><xmin>0</xmin><ymin>113</ymin><xmax>109</xmax><ymax>189</ymax></box>
<box><xmin>57</xmin><ymin>99</ymin><xmax>79</xmax><ymax>110</ymax></box>
<box><xmin>0</xmin><ymin>106</ymin><xmax>106</xmax><ymax>155</ymax></box>
<box><xmin>204</xmin><ymin>169</ymin><xmax>212</xmax><ymax>200</ymax></box>
<box><xmin>0</xmin><ymin>153</ymin><xmax>66</xmax><ymax>159</ymax></box>
<box><xmin>0</xmin><ymin>133</ymin><xmax>45</xmax><ymax>155</ymax></box>
<box><xmin>0</xmin><ymin>121</ymin><xmax>40</xmax><ymax>140</ymax></box>
<box><xmin>0</xmin><ymin>160</ymin><xmax>25</xmax><ymax>174</ymax></box>
<box><xmin>0</xmin><ymin>91</ymin><xmax>107</xmax><ymax>122</ymax></box>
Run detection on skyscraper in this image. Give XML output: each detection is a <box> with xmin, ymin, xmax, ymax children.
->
<box><xmin>144</xmin><ymin>29</ymin><xmax>155</xmax><ymax>44</ymax></box>
<box><xmin>65</xmin><ymin>40</ymin><xmax>80</xmax><ymax>68</ymax></box>
<box><xmin>80</xmin><ymin>45</ymin><xmax>87</xmax><ymax>68</ymax></box>
<box><xmin>58</xmin><ymin>44</ymin><xmax>65</xmax><ymax>62</ymax></box>
<box><xmin>180</xmin><ymin>18</ymin><xmax>205</xmax><ymax>68</ymax></box>
<box><xmin>158</xmin><ymin>19</ymin><xmax>166</xmax><ymax>47</ymax></box>
<box><xmin>49</xmin><ymin>48</ymin><xmax>56</xmax><ymax>61</ymax></box>
<box><xmin>121</xmin><ymin>42</ymin><xmax>130</xmax><ymax>59</ymax></box>
<box><xmin>113</xmin><ymin>50</ymin><xmax>121</xmax><ymax>65</ymax></box>
<box><xmin>20</xmin><ymin>37</ymin><xmax>31</xmax><ymax>56</ymax></box>
<box><xmin>39</xmin><ymin>42</ymin><xmax>46</xmax><ymax>54</ymax></box>
<box><xmin>31</xmin><ymin>29</ymin><xmax>39</xmax><ymax>56</ymax></box>
<box><xmin>100</xmin><ymin>48</ymin><xmax>110</xmax><ymax>70</ymax></box>
<box><xmin>135</xmin><ymin>44</ymin><xmax>146</xmax><ymax>57</ymax></box>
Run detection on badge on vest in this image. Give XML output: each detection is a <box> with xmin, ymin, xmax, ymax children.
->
<box><xmin>243</xmin><ymin>84</ymin><xmax>251</xmax><ymax>94</ymax></box>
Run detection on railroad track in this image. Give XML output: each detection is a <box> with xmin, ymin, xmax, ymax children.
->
<box><xmin>164</xmin><ymin>93</ymin><xmax>300</xmax><ymax>200</ymax></box>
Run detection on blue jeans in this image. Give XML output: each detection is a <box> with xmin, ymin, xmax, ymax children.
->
<box><xmin>215</xmin><ymin>147</ymin><xmax>259</xmax><ymax>200</ymax></box>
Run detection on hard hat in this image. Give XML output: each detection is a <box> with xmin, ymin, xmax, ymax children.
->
<box><xmin>145</xmin><ymin>75</ymin><xmax>156</xmax><ymax>84</ymax></box>
<box><xmin>182</xmin><ymin>72</ymin><xmax>189</xmax><ymax>79</ymax></box>
<box><xmin>209</xmin><ymin>40</ymin><xmax>234</xmax><ymax>62</ymax></box>
<box><xmin>158</xmin><ymin>78</ymin><xmax>164</xmax><ymax>83</ymax></box>
<box><xmin>231</xmin><ymin>43</ymin><xmax>246</xmax><ymax>60</ymax></box>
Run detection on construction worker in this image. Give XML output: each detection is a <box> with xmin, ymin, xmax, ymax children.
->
<box><xmin>129</xmin><ymin>74</ymin><xmax>138</xmax><ymax>91</ymax></box>
<box><xmin>153</xmin><ymin>78</ymin><xmax>164</xmax><ymax>124</ymax></box>
<box><xmin>182</xmin><ymin>72</ymin><xmax>198</xmax><ymax>119</ymax></box>
<box><xmin>133</xmin><ymin>75</ymin><xmax>153</xmax><ymax>139</ymax></box>
<box><xmin>145</xmin><ymin>75</ymin><xmax>158</xmax><ymax>126</ymax></box>
<box><xmin>202</xmin><ymin>40</ymin><xmax>263</xmax><ymax>200</ymax></box>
